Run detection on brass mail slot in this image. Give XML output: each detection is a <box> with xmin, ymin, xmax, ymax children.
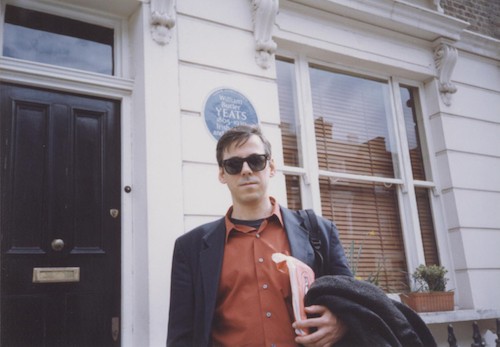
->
<box><xmin>32</xmin><ymin>267</ymin><xmax>80</xmax><ymax>283</ymax></box>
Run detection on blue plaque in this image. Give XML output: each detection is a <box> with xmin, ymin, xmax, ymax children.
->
<box><xmin>203</xmin><ymin>88</ymin><xmax>259</xmax><ymax>140</ymax></box>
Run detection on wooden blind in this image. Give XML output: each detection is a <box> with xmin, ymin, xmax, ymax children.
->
<box><xmin>401</xmin><ymin>87</ymin><xmax>440</xmax><ymax>266</ymax></box>
<box><xmin>320</xmin><ymin>178</ymin><xmax>408</xmax><ymax>292</ymax></box>
<box><xmin>285</xmin><ymin>176</ymin><xmax>302</xmax><ymax>211</ymax></box>
<box><xmin>277</xmin><ymin>58</ymin><xmax>304</xmax><ymax>210</ymax></box>
<box><xmin>309</xmin><ymin>66</ymin><xmax>395</xmax><ymax>178</ymax></box>
<box><xmin>310</xmin><ymin>66</ymin><xmax>407</xmax><ymax>292</ymax></box>
<box><xmin>276</xmin><ymin>59</ymin><xmax>300</xmax><ymax>167</ymax></box>
<box><xmin>415</xmin><ymin>188</ymin><xmax>440</xmax><ymax>266</ymax></box>
<box><xmin>401</xmin><ymin>87</ymin><xmax>426</xmax><ymax>181</ymax></box>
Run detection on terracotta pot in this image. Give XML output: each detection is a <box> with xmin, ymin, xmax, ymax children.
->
<box><xmin>399</xmin><ymin>291</ymin><xmax>454</xmax><ymax>312</ymax></box>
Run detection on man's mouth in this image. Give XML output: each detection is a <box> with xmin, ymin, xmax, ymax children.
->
<box><xmin>240</xmin><ymin>180</ymin><xmax>258</xmax><ymax>187</ymax></box>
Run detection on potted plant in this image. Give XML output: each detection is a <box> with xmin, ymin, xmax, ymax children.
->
<box><xmin>400</xmin><ymin>264</ymin><xmax>454</xmax><ymax>312</ymax></box>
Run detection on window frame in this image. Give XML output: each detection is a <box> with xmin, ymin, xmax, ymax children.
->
<box><xmin>0</xmin><ymin>0</ymin><xmax>126</xmax><ymax>77</ymax></box>
<box><xmin>277</xmin><ymin>52</ymin><xmax>450</xmax><ymax>287</ymax></box>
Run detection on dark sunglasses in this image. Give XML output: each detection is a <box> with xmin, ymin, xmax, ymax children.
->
<box><xmin>222</xmin><ymin>154</ymin><xmax>269</xmax><ymax>175</ymax></box>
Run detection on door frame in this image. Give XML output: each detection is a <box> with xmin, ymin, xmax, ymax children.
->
<box><xmin>1</xmin><ymin>5</ymin><xmax>134</xmax><ymax>344</ymax></box>
<box><xmin>0</xmin><ymin>57</ymin><xmax>135</xmax><ymax>344</ymax></box>
<box><xmin>0</xmin><ymin>83</ymin><xmax>124</xmax><ymax>346</ymax></box>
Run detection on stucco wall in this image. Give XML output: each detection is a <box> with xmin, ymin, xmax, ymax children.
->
<box><xmin>176</xmin><ymin>0</ymin><xmax>288</xmax><ymax>232</ymax></box>
<box><xmin>172</xmin><ymin>0</ymin><xmax>500</xmax><ymax>314</ymax></box>
<box><xmin>130</xmin><ymin>0</ymin><xmax>500</xmax><ymax>345</ymax></box>
<box><xmin>431</xmin><ymin>47</ymin><xmax>500</xmax><ymax>309</ymax></box>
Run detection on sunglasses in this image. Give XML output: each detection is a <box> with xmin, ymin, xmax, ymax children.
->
<box><xmin>222</xmin><ymin>154</ymin><xmax>269</xmax><ymax>175</ymax></box>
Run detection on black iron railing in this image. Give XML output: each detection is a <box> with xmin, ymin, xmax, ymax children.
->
<box><xmin>447</xmin><ymin>319</ymin><xmax>500</xmax><ymax>347</ymax></box>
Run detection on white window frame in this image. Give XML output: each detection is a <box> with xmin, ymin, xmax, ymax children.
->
<box><xmin>0</xmin><ymin>0</ymin><xmax>128</xmax><ymax>78</ymax></box>
<box><xmin>277</xmin><ymin>51</ymin><xmax>452</xmax><ymax>285</ymax></box>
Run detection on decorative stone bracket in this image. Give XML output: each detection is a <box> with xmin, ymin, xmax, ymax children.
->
<box><xmin>433</xmin><ymin>38</ymin><xmax>458</xmax><ymax>106</ymax></box>
<box><xmin>251</xmin><ymin>0</ymin><xmax>279</xmax><ymax>69</ymax></box>
<box><xmin>431</xmin><ymin>0</ymin><xmax>444</xmax><ymax>13</ymax></box>
<box><xmin>150</xmin><ymin>0</ymin><xmax>176</xmax><ymax>45</ymax></box>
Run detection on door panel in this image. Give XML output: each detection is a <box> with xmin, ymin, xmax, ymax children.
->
<box><xmin>8</xmin><ymin>100</ymin><xmax>49</xmax><ymax>253</ymax></box>
<box><xmin>1</xmin><ymin>83</ymin><xmax>121</xmax><ymax>347</ymax></box>
<box><xmin>74</xmin><ymin>110</ymin><xmax>104</xmax><ymax>250</ymax></box>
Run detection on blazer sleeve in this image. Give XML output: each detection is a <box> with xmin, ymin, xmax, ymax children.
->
<box><xmin>321</xmin><ymin>218</ymin><xmax>353</xmax><ymax>277</ymax></box>
<box><xmin>167</xmin><ymin>237</ymin><xmax>195</xmax><ymax>346</ymax></box>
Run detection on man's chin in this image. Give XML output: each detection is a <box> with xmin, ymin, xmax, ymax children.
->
<box><xmin>237</xmin><ymin>192</ymin><xmax>264</xmax><ymax>204</ymax></box>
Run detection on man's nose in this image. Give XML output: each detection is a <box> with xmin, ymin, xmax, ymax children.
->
<box><xmin>240</xmin><ymin>161</ymin><xmax>252</xmax><ymax>174</ymax></box>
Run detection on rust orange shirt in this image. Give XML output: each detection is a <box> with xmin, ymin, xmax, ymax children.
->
<box><xmin>211</xmin><ymin>199</ymin><xmax>297</xmax><ymax>347</ymax></box>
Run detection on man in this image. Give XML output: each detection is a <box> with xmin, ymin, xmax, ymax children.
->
<box><xmin>167</xmin><ymin>125</ymin><xmax>352</xmax><ymax>347</ymax></box>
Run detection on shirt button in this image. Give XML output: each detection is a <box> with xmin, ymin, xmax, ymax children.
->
<box><xmin>258</xmin><ymin>257</ymin><xmax>264</xmax><ymax>263</ymax></box>
<box><xmin>266</xmin><ymin>312</ymin><xmax>272</xmax><ymax>318</ymax></box>
<box><xmin>256</xmin><ymin>234</ymin><xmax>260</xmax><ymax>238</ymax></box>
<box><xmin>262</xmin><ymin>284</ymin><xmax>268</xmax><ymax>289</ymax></box>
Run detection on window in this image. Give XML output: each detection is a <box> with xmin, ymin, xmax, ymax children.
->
<box><xmin>3</xmin><ymin>5</ymin><xmax>114</xmax><ymax>75</ymax></box>
<box><xmin>277</xmin><ymin>57</ymin><xmax>440</xmax><ymax>292</ymax></box>
<box><xmin>277</xmin><ymin>58</ymin><xmax>303</xmax><ymax>211</ymax></box>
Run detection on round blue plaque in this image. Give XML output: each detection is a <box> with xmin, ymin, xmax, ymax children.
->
<box><xmin>203</xmin><ymin>88</ymin><xmax>259</xmax><ymax>140</ymax></box>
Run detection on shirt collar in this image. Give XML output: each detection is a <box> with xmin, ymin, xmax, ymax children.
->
<box><xmin>224</xmin><ymin>197</ymin><xmax>283</xmax><ymax>243</ymax></box>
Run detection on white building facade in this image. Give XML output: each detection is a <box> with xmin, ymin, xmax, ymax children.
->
<box><xmin>0</xmin><ymin>0</ymin><xmax>499</xmax><ymax>346</ymax></box>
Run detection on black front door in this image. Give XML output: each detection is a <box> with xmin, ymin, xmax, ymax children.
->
<box><xmin>0</xmin><ymin>83</ymin><xmax>121</xmax><ymax>347</ymax></box>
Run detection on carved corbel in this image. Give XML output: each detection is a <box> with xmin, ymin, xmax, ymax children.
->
<box><xmin>150</xmin><ymin>0</ymin><xmax>176</xmax><ymax>45</ymax></box>
<box><xmin>431</xmin><ymin>0</ymin><xmax>444</xmax><ymax>13</ymax></box>
<box><xmin>251</xmin><ymin>0</ymin><xmax>279</xmax><ymax>69</ymax></box>
<box><xmin>433</xmin><ymin>39</ymin><xmax>458</xmax><ymax>106</ymax></box>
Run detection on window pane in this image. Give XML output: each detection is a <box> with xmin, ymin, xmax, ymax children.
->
<box><xmin>320</xmin><ymin>178</ymin><xmax>408</xmax><ymax>292</ymax></box>
<box><xmin>415</xmin><ymin>188</ymin><xmax>440</xmax><ymax>266</ymax></box>
<box><xmin>401</xmin><ymin>87</ymin><xmax>426</xmax><ymax>180</ymax></box>
<box><xmin>285</xmin><ymin>175</ymin><xmax>302</xmax><ymax>210</ymax></box>
<box><xmin>277</xmin><ymin>58</ymin><xmax>301</xmax><ymax>167</ymax></box>
<box><xmin>310</xmin><ymin>66</ymin><xmax>398</xmax><ymax>178</ymax></box>
<box><xmin>3</xmin><ymin>5</ymin><xmax>114</xmax><ymax>75</ymax></box>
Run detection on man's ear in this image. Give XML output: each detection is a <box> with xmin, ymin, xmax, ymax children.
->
<box><xmin>269</xmin><ymin>158</ymin><xmax>276</xmax><ymax>177</ymax></box>
<box><xmin>218</xmin><ymin>167</ymin><xmax>227</xmax><ymax>184</ymax></box>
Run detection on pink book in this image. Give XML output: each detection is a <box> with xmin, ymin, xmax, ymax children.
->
<box><xmin>272</xmin><ymin>253</ymin><xmax>315</xmax><ymax>335</ymax></box>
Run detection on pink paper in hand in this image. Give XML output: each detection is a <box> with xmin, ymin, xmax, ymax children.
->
<box><xmin>272</xmin><ymin>253</ymin><xmax>315</xmax><ymax>335</ymax></box>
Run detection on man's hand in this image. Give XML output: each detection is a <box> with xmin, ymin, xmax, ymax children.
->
<box><xmin>293</xmin><ymin>305</ymin><xmax>347</xmax><ymax>347</ymax></box>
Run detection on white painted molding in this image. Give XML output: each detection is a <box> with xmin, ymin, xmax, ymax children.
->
<box><xmin>150</xmin><ymin>0</ymin><xmax>176</xmax><ymax>45</ymax></box>
<box><xmin>251</xmin><ymin>0</ymin><xmax>279</xmax><ymax>69</ymax></box>
<box><xmin>0</xmin><ymin>57</ymin><xmax>134</xmax><ymax>98</ymax></box>
<box><xmin>433</xmin><ymin>38</ymin><xmax>458</xmax><ymax>106</ymax></box>
<box><xmin>288</xmin><ymin>0</ymin><xmax>469</xmax><ymax>41</ymax></box>
<box><xmin>456</xmin><ymin>30</ymin><xmax>500</xmax><ymax>60</ymax></box>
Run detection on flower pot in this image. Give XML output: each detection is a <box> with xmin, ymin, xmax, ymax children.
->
<box><xmin>400</xmin><ymin>291</ymin><xmax>454</xmax><ymax>312</ymax></box>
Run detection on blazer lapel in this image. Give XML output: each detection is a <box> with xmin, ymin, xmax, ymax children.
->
<box><xmin>281</xmin><ymin>207</ymin><xmax>316</xmax><ymax>270</ymax></box>
<box><xmin>199</xmin><ymin>218</ymin><xmax>226</xmax><ymax>342</ymax></box>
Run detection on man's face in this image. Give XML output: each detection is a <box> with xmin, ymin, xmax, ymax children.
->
<box><xmin>218</xmin><ymin>135</ymin><xmax>275</xmax><ymax>207</ymax></box>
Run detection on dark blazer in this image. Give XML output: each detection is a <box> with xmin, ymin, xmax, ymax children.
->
<box><xmin>167</xmin><ymin>206</ymin><xmax>352</xmax><ymax>347</ymax></box>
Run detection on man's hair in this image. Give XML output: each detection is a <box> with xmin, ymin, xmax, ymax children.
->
<box><xmin>216</xmin><ymin>125</ymin><xmax>272</xmax><ymax>167</ymax></box>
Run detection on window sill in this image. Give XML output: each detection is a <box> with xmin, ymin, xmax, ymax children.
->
<box><xmin>419</xmin><ymin>309</ymin><xmax>500</xmax><ymax>324</ymax></box>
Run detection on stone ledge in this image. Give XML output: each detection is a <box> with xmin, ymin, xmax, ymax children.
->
<box><xmin>420</xmin><ymin>309</ymin><xmax>500</xmax><ymax>324</ymax></box>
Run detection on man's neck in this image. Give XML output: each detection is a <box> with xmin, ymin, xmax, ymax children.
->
<box><xmin>231</xmin><ymin>198</ymin><xmax>273</xmax><ymax>220</ymax></box>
